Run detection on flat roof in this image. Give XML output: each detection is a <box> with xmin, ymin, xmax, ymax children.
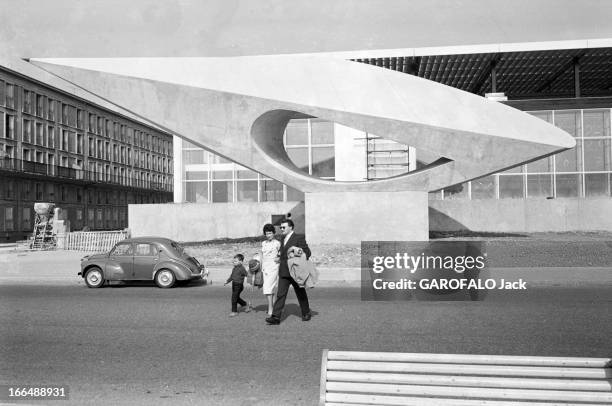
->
<box><xmin>353</xmin><ymin>45</ymin><xmax>612</xmax><ymax>99</ymax></box>
<box><xmin>304</xmin><ymin>38</ymin><xmax>612</xmax><ymax>59</ymax></box>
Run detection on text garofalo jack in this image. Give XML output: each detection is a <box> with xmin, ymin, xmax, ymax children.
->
<box><xmin>361</xmin><ymin>241</ymin><xmax>527</xmax><ymax>301</ymax></box>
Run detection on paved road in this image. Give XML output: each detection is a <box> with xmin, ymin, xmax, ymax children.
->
<box><xmin>2</xmin><ymin>249</ymin><xmax>612</xmax><ymax>287</ymax></box>
<box><xmin>1</xmin><ymin>280</ymin><xmax>611</xmax><ymax>406</ymax></box>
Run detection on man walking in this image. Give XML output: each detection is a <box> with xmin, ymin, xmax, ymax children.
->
<box><xmin>265</xmin><ymin>219</ymin><xmax>312</xmax><ymax>325</ymax></box>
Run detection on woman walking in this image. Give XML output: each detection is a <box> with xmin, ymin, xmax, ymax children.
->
<box><xmin>261</xmin><ymin>223</ymin><xmax>281</xmax><ymax>316</ymax></box>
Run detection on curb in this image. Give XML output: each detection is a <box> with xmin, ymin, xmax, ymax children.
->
<box><xmin>205</xmin><ymin>266</ymin><xmax>612</xmax><ymax>286</ymax></box>
<box><xmin>1</xmin><ymin>258</ymin><xmax>611</xmax><ymax>286</ymax></box>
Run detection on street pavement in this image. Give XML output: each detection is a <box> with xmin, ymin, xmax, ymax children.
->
<box><xmin>1</xmin><ymin>249</ymin><xmax>612</xmax><ymax>405</ymax></box>
<box><xmin>1</xmin><ymin>279</ymin><xmax>612</xmax><ymax>405</ymax></box>
<box><xmin>2</xmin><ymin>249</ymin><xmax>612</xmax><ymax>287</ymax></box>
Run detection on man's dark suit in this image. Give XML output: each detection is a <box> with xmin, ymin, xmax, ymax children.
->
<box><xmin>271</xmin><ymin>232</ymin><xmax>311</xmax><ymax>320</ymax></box>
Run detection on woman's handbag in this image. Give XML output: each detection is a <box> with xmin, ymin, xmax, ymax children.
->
<box><xmin>248</xmin><ymin>259</ymin><xmax>264</xmax><ymax>287</ymax></box>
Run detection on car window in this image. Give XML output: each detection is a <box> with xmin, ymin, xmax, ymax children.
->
<box><xmin>135</xmin><ymin>243</ymin><xmax>155</xmax><ymax>256</ymax></box>
<box><xmin>111</xmin><ymin>243</ymin><xmax>133</xmax><ymax>256</ymax></box>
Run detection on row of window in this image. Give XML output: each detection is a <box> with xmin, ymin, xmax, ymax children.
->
<box><xmin>436</xmin><ymin>172</ymin><xmax>612</xmax><ymax>200</ymax></box>
<box><xmin>179</xmin><ymin>108</ymin><xmax>611</xmax><ymax>202</ymax></box>
<box><xmin>184</xmin><ymin>177</ymin><xmax>304</xmax><ymax>203</ymax></box>
<box><xmin>1</xmin><ymin>144</ymin><xmax>172</xmax><ymax>191</ymax></box>
<box><xmin>1</xmin><ymin>113</ymin><xmax>172</xmax><ymax>173</ymax></box>
<box><xmin>181</xmin><ymin>137</ymin><xmax>305</xmax><ymax>202</ymax></box>
<box><xmin>85</xmin><ymin>161</ymin><xmax>171</xmax><ymax>190</ymax></box>
<box><xmin>0</xmin><ymin>77</ymin><xmax>172</xmax><ymax>156</ymax></box>
<box><xmin>0</xmin><ymin>205</ymin><xmax>128</xmax><ymax>232</ymax></box>
<box><xmin>437</xmin><ymin>108</ymin><xmax>612</xmax><ymax>200</ymax></box>
<box><xmin>86</xmin><ymin>136</ymin><xmax>171</xmax><ymax>172</ymax></box>
<box><xmin>0</xmin><ymin>177</ymin><xmax>169</xmax><ymax>205</ymax></box>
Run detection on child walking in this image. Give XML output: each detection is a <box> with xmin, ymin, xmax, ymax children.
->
<box><xmin>224</xmin><ymin>254</ymin><xmax>248</xmax><ymax>317</ymax></box>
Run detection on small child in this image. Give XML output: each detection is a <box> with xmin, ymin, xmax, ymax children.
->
<box><xmin>224</xmin><ymin>254</ymin><xmax>248</xmax><ymax>317</ymax></box>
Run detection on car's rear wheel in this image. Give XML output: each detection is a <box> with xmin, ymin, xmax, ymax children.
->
<box><xmin>155</xmin><ymin>269</ymin><xmax>176</xmax><ymax>288</ymax></box>
<box><xmin>85</xmin><ymin>267</ymin><xmax>104</xmax><ymax>288</ymax></box>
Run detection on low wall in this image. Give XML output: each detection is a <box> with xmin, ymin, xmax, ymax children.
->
<box><xmin>306</xmin><ymin>191</ymin><xmax>429</xmax><ymax>244</ymax></box>
<box><xmin>429</xmin><ymin>198</ymin><xmax>612</xmax><ymax>232</ymax></box>
<box><xmin>129</xmin><ymin>197</ymin><xmax>612</xmax><ymax>243</ymax></box>
<box><xmin>129</xmin><ymin>202</ymin><xmax>304</xmax><ymax>242</ymax></box>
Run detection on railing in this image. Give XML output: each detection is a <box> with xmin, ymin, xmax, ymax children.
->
<box><xmin>60</xmin><ymin>230</ymin><xmax>129</xmax><ymax>251</ymax></box>
<box><xmin>0</xmin><ymin>158</ymin><xmax>173</xmax><ymax>192</ymax></box>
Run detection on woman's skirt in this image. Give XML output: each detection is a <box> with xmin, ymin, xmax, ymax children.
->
<box><xmin>262</xmin><ymin>262</ymin><xmax>279</xmax><ymax>295</ymax></box>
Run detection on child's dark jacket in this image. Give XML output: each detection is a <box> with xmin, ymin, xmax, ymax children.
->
<box><xmin>226</xmin><ymin>264</ymin><xmax>247</xmax><ymax>284</ymax></box>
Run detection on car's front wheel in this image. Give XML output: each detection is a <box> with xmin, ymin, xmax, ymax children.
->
<box><xmin>85</xmin><ymin>267</ymin><xmax>105</xmax><ymax>288</ymax></box>
<box><xmin>155</xmin><ymin>269</ymin><xmax>176</xmax><ymax>288</ymax></box>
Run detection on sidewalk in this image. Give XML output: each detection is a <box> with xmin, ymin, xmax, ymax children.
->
<box><xmin>1</xmin><ymin>249</ymin><xmax>611</xmax><ymax>286</ymax></box>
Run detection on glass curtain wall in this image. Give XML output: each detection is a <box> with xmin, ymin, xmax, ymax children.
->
<box><xmin>182</xmin><ymin>109</ymin><xmax>611</xmax><ymax>203</ymax></box>
<box><xmin>434</xmin><ymin>108</ymin><xmax>612</xmax><ymax>200</ymax></box>
<box><xmin>285</xmin><ymin>118</ymin><xmax>335</xmax><ymax>179</ymax></box>
<box><xmin>182</xmin><ymin>146</ymin><xmax>302</xmax><ymax>203</ymax></box>
<box><xmin>182</xmin><ymin>118</ymin><xmax>336</xmax><ymax>203</ymax></box>
<box><xmin>183</xmin><ymin>142</ymin><xmax>276</xmax><ymax>203</ymax></box>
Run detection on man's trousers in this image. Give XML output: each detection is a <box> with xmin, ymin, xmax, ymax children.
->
<box><xmin>271</xmin><ymin>274</ymin><xmax>310</xmax><ymax>319</ymax></box>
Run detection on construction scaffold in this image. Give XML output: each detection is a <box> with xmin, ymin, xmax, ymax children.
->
<box><xmin>30</xmin><ymin>203</ymin><xmax>57</xmax><ymax>250</ymax></box>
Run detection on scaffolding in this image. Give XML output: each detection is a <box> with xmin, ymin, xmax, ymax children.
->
<box><xmin>30</xmin><ymin>203</ymin><xmax>57</xmax><ymax>250</ymax></box>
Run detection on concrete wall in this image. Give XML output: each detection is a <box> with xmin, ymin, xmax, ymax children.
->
<box><xmin>129</xmin><ymin>202</ymin><xmax>304</xmax><ymax>242</ymax></box>
<box><xmin>334</xmin><ymin>124</ymin><xmax>367</xmax><ymax>182</ymax></box>
<box><xmin>306</xmin><ymin>191</ymin><xmax>429</xmax><ymax>244</ymax></box>
<box><xmin>430</xmin><ymin>198</ymin><xmax>612</xmax><ymax>232</ymax></box>
<box><xmin>173</xmin><ymin>135</ymin><xmax>183</xmax><ymax>203</ymax></box>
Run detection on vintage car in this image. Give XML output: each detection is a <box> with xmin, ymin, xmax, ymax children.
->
<box><xmin>78</xmin><ymin>237</ymin><xmax>206</xmax><ymax>288</ymax></box>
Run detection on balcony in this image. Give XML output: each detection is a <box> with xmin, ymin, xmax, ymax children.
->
<box><xmin>0</xmin><ymin>157</ymin><xmax>174</xmax><ymax>192</ymax></box>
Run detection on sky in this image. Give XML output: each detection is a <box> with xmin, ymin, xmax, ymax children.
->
<box><xmin>1</xmin><ymin>0</ymin><xmax>610</xmax><ymax>125</ymax></box>
<box><xmin>1</xmin><ymin>0</ymin><xmax>612</xmax><ymax>58</ymax></box>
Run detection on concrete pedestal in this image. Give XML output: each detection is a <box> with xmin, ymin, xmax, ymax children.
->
<box><xmin>305</xmin><ymin>191</ymin><xmax>428</xmax><ymax>244</ymax></box>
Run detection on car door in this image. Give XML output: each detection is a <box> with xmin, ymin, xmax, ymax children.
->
<box><xmin>108</xmin><ymin>242</ymin><xmax>134</xmax><ymax>280</ymax></box>
<box><xmin>133</xmin><ymin>243</ymin><xmax>158</xmax><ymax>280</ymax></box>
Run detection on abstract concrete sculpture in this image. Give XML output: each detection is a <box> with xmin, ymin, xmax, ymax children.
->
<box><xmin>29</xmin><ymin>56</ymin><xmax>575</xmax><ymax>242</ymax></box>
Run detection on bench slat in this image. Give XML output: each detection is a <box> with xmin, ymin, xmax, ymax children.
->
<box><xmin>326</xmin><ymin>371</ymin><xmax>612</xmax><ymax>391</ymax></box>
<box><xmin>325</xmin><ymin>382</ymin><xmax>612</xmax><ymax>403</ymax></box>
<box><xmin>327</xmin><ymin>360</ymin><xmax>610</xmax><ymax>379</ymax></box>
<box><xmin>325</xmin><ymin>393</ymin><xmax>612</xmax><ymax>406</ymax></box>
<box><xmin>328</xmin><ymin>351</ymin><xmax>612</xmax><ymax>368</ymax></box>
<box><xmin>321</xmin><ymin>349</ymin><xmax>329</xmax><ymax>406</ymax></box>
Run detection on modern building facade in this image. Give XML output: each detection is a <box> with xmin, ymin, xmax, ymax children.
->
<box><xmin>173</xmin><ymin>43</ymin><xmax>611</xmax><ymax>223</ymax></box>
<box><xmin>0</xmin><ymin>67</ymin><xmax>174</xmax><ymax>242</ymax></box>
<box><xmin>152</xmin><ymin>41</ymin><xmax>612</xmax><ymax>242</ymax></box>
<box><xmin>175</xmin><ymin>45</ymin><xmax>612</xmax><ymax>198</ymax></box>
<box><xmin>358</xmin><ymin>47</ymin><xmax>612</xmax><ymax>203</ymax></box>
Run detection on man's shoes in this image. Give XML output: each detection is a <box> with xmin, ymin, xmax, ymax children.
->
<box><xmin>265</xmin><ymin>316</ymin><xmax>280</xmax><ymax>325</ymax></box>
<box><xmin>229</xmin><ymin>312</ymin><xmax>238</xmax><ymax>317</ymax></box>
<box><xmin>301</xmin><ymin>312</ymin><xmax>312</xmax><ymax>321</ymax></box>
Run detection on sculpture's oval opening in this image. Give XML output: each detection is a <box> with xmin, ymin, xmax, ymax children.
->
<box><xmin>282</xmin><ymin>118</ymin><xmax>448</xmax><ymax>182</ymax></box>
<box><xmin>250</xmin><ymin>109</ymin><xmax>451</xmax><ymax>185</ymax></box>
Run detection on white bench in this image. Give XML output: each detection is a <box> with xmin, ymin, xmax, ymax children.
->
<box><xmin>319</xmin><ymin>350</ymin><xmax>612</xmax><ymax>405</ymax></box>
